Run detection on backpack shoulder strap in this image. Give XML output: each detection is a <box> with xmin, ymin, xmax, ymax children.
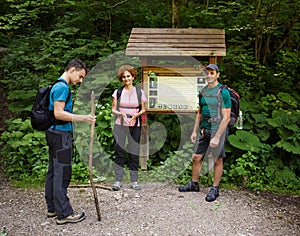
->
<box><xmin>216</xmin><ymin>85</ymin><xmax>226</xmax><ymax>97</ymax></box>
<box><xmin>135</xmin><ymin>86</ymin><xmax>142</xmax><ymax>108</ymax></box>
<box><xmin>116</xmin><ymin>86</ymin><xmax>125</xmax><ymax>111</ymax></box>
<box><xmin>215</xmin><ymin>84</ymin><xmax>228</xmax><ymax>121</ymax></box>
<box><xmin>116</xmin><ymin>86</ymin><xmax>125</xmax><ymax>125</ymax></box>
<box><xmin>135</xmin><ymin>85</ymin><xmax>142</xmax><ymax>125</ymax></box>
<box><xmin>52</xmin><ymin>80</ymin><xmax>71</xmax><ymax>103</ymax></box>
<box><xmin>199</xmin><ymin>85</ymin><xmax>208</xmax><ymax>107</ymax></box>
<box><xmin>200</xmin><ymin>85</ymin><xmax>208</xmax><ymax>96</ymax></box>
<box><xmin>51</xmin><ymin>80</ymin><xmax>72</xmax><ymax>128</ymax></box>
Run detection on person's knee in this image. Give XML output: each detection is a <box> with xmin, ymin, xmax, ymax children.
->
<box><xmin>192</xmin><ymin>154</ymin><xmax>203</xmax><ymax>163</ymax></box>
<box><xmin>214</xmin><ymin>157</ymin><xmax>223</xmax><ymax>166</ymax></box>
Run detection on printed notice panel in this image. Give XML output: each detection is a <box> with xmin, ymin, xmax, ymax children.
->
<box><xmin>147</xmin><ymin>75</ymin><xmax>207</xmax><ymax>112</ymax></box>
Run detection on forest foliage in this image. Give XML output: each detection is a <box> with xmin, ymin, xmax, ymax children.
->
<box><xmin>0</xmin><ymin>0</ymin><xmax>299</xmax><ymax>194</ymax></box>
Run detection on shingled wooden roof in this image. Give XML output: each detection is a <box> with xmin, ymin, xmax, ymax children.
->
<box><xmin>125</xmin><ymin>28</ymin><xmax>226</xmax><ymax>57</ymax></box>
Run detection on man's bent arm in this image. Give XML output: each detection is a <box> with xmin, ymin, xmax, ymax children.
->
<box><xmin>214</xmin><ymin>107</ymin><xmax>231</xmax><ymax>139</ymax></box>
<box><xmin>54</xmin><ymin>101</ymin><xmax>95</xmax><ymax>124</ymax></box>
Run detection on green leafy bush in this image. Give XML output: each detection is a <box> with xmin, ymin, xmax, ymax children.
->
<box><xmin>0</xmin><ymin>118</ymin><xmax>92</xmax><ymax>184</ymax></box>
<box><xmin>0</xmin><ymin>118</ymin><xmax>48</xmax><ymax>181</ymax></box>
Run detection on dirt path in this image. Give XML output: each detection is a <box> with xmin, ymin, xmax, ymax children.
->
<box><xmin>0</xmin><ymin>179</ymin><xmax>299</xmax><ymax>236</ymax></box>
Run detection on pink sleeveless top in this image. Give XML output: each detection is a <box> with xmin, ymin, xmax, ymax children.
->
<box><xmin>112</xmin><ymin>87</ymin><xmax>147</xmax><ymax>127</ymax></box>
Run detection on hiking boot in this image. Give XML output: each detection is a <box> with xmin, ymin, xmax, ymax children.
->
<box><xmin>178</xmin><ymin>181</ymin><xmax>200</xmax><ymax>192</ymax></box>
<box><xmin>112</xmin><ymin>181</ymin><xmax>123</xmax><ymax>191</ymax></box>
<box><xmin>205</xmin><ymin>186</ymin><xmax>219</xmax><ymax>202</ymax></box>
<box><xmin>131</xmin><ymin>182</ymin><xmax>141</xmax><ymax>190</ymax></box>
<box><xmin>47</xmin><ymin>211</ymin><xmax>57</xmax><ymax>218</ymax></box>
<box><xmin>56</xmin><ymin>212</ymin><xmax>86</xmax><ymax>225</ymax></box>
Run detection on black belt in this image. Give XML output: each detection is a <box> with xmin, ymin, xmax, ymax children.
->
<box><xmin>202</xmin><ymin>117</ymin><xmax>211</xmax><ymax>122</ymax></box>
<box><xmin>202</xmin><ymin>116</ymin><xmax>220</xmax><ymax>123</ymax></box>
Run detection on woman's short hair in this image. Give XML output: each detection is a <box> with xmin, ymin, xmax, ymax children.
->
<box><xmin>117</xmin><ymin>65</ymin><xmax>137</xmax><ymax>82</ymax></box>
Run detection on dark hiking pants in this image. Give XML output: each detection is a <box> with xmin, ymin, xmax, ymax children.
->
<box><xmin>113</xmin><ymin>125</ymin><xmax>141</xmax><ymax>182</ymax></box>
<box><xmin>45</xmin><ymin>129</ymin><xmax>73</xmax><ymax>220</ymax></box>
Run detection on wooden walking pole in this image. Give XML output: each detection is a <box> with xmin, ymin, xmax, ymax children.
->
<box><xmin>89</xmin><ymin>91</ymin><xmax>101</xmax><ymax>221</ymax></box>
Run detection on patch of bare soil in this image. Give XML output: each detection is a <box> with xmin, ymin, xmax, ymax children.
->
<box><xmin>0</xmin><ymin>176</ymin><xmax>299</xmax><ymax>236</ymax></box>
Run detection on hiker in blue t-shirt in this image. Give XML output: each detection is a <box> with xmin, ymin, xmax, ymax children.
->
<box><xmin>179</xmin><ymin>64</ymin><xmax>231</xmax><ymax>202</ymax></box>
<box><xmin>45</xmin><ymin>59</ymin><xmax>96</xmax><ymax>225</ymax></box>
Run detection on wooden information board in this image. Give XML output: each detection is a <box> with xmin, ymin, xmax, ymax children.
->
<box><xmin>125</xmin><ymin>28</ymin><xmax>226</xmax><ymax>169</ymax></box>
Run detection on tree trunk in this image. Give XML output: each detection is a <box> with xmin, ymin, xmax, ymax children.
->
<box><xmin>172</xmin><ymin>0</ymin><xmax>180</xmax><ymax>28</ymax></box>
<box><xmin>254</xmin><ymin>0</ymin><xmax>262</xmax><ymax>62</ymax></box>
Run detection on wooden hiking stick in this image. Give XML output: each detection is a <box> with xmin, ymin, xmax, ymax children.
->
<box><xmin>89</xmin><ymin>91</ymin><xmax>101</xmax><ymax>221</ymax></box>
<box><xmin>69</xmin><ymin>184</ymin><xmax>112</xmax><ymax>191</ymax></box>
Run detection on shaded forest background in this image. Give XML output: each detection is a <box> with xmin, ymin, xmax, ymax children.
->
<box><xmin>0</xmin><ymin>0</ymin><xmax>299</xmax><ymax>194</ymax></box>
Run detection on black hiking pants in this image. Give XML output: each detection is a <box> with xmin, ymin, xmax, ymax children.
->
<box><xmin>45</xmin><ymin>129</ymin><xmax>73</xmax><ymax>220</ymax></box>
<box><xmin>113</xmin><ymin>124</ymin><xmax>141</xmax><ymax>182</ymax></box>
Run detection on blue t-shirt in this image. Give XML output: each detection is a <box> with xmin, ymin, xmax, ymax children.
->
<box><xmin>199</xmin><ymin>83</ymin><xmax>231</xmax><ymax>130</ymax></box>
<box><xmin>49</xmin><ymin>78</ymin><xmax>72</xmax><ymax>132</ymax></box>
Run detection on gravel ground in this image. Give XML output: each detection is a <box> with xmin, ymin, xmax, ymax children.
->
<box><xmin>0</xmin><ymin>179</ymin><xmax>299</xmax><ymax>236</ymax></box>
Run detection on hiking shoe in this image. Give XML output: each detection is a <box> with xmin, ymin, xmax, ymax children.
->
<box><xmin>178</xmin><ymin>181</ymin><xmax>200</xmax><ymax>192</ymax></box>
<box><xmin>131</xmin><ymin>182</ymin><xmax>141</xmax><ymax>190</ymax></box>
<box><xmin>47</xmin><ymin>211</ymin><xmax>57</xmax><ymax>218</ymax></box>
<box><xmin>205</xmin><ymin>186</ymin><xmax>219</xmax><ymax>202</ymax></box>
<box><xmin>56</xmin><ymin>212</ymin><xmax>86</xmax><ymax>225</ymax></box>
<box><xmin>112</xmin><ymin>181</ymin><xmax>123</xmax><ymax>191</ymax></box>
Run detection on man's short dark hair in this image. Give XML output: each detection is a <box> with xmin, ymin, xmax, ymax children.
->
<box><xmin>65</xmin><ymin>59</ymin><xmax>88</xmax><ymax>74</ymax></box>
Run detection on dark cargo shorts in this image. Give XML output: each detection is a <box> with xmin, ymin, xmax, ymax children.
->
<box><xmin>193</xmin><ymin>128</ymin><xmax>228</xmax><ymax>158</ymax></box>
